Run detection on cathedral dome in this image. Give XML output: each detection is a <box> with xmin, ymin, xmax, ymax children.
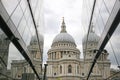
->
<box><xmin>82</xmin><ymin>32</ymin><xmax>100</xmax><ymax>44</ymax></box>
<box><xmin>52</xmin><ymin>33</ymin><xmax>75</xmax><ymax>43</ymax></box>
<box><xmin>30</xmin><ymin>33</ymin><xmax>43</xmax><ymax>44</ymax></box>
<box><xmin>52</xmin><ymin>17</ymin><xmax>76</xmax><ymax>45</ymax></box>
<box><xmin>82</xmin><ymin>23</ymin><xmax>100</xmax><ymax>44</ymax></box>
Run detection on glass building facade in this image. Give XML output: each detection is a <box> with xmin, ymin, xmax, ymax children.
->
<box><xmin>0</xmin><ymin>0</ymin><xmax>44</xmax><ymax>46</ymax></box>
<box><xmin>82</xmin><ymin>0</ymin><xmax>118</xmax><ymax>35</ymax></box>
<box><xmin>82</xmin><ymin>0</ymin><xmax>120</xmax><ymax>79</ymax></box>
<box><xmin>0</xmin><ymin>0</ymin><xmax>44</xmax><ymax>79</ymax></box>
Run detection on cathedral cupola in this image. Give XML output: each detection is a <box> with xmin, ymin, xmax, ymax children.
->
<box><xmin>82</xmin><ymin>23</ymin><xmax>100</xmax><ymax>59</ymax></box>
<box><xmin>60</xmin><ymin>17</ymin><xmax>67</xmax><ymax>33</ymax></box>
<box><xmin>82</xmin><ymin>23</ymin><xmax>100</xmax><ymax>45</ymax></box>
<box><xmin>82</xmin><ymin>23</ymin><xmax>100</xmax><ymax>49</ymax></box>
<box><xmin>28</xmin><ymin>33</ymin><xmax>44</xmax><ymax>60</ymax></box>
<box><xmin>52</xmin><ymin>17</ymin><xmax>76</xmax><ymax>47</ymax></box>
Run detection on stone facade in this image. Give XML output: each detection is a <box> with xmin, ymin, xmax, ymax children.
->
<box><xmin>82</xmin><ymin>24</ymin><xmax>111</xmax><ymax>79</ymax></box>
<box><xmin>11</xmin><ymin>34</ymin><xmax>43</xmax><ymax>80</ymax></box>
<box><xmin>46</xmin><ymin>19</ymin><xmax>111</xmax><ymax>80</ymax></box>
<box><xmin>10</xmin><ymin>18</ymin><xmax>111</xmax><ymax>80</ymax></box>
<box><xmin>0</xmin><ymin>32</ymin><xmax>10</xmax><ymax>80</ymax></box>
<box><xmin>110</xmin><ymin>69</ymin><xmax>120</xmax><ymax>80</ymax></box>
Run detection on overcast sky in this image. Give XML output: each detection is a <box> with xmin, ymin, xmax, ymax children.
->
<box><xmin>7</xmin><ymin>0</ymin><xmax>83</xmax><ymax>69</ymax></box>
<box><xmin>43</xmin><ymin>0</ymin><xmax>84</xmax><ymax>63</ymax></box>
<box><xmin>43</xmin><ymin>0</ymin><xmax>120</xmax><ymax>69</ymax></box>
<box><xmin>8</xmin><ymin>0</ymin><xmax>120</xmax><ymax>69</ymax></box>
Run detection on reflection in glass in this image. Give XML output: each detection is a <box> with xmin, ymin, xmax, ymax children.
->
<box><xmin>24</xmin><ymin>7</ymin><xmax>30</xmax><ymax>21</ymax></box>
<box><xmin>11</xmin><ymin>5</ymin><xmax>23</xmax><ymax>27</ymax></box>
<box><xmin>104</xmin><ymin>0</ymin><xmax>116</xmax><ymax>14</ymax></box>
<box><xmin>20</xmin><ymin>0</ymin><xmax>27</xmax><ymax>12</ymax></box>
<box><xmin>1</xmin><ymin>0</ymin><xmax>19</xmax><ymax>15</ymax></box>
<box><xmin>17</xmin><ymin>17</ymin><xmax>26</xmax><ymax>36</ymax></box>
<box><xmin>22</xmin><ymin>27</ymin><xmax>29</xmax><ymax>43</ymax></box>
<box><xmin>100</xmin><ymin>3</ymin><xmax>109</xmax><ymax>25</ymax></box>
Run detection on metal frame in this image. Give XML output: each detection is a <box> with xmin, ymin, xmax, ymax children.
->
<box><xmin>0</xmin><ymin>1</ymin><xmax>41</xmax><ymax>79</ymax></box>
<box><xmin>27</xmin><ymin>0</ymin><xmax>43</xmax><ymax>75</ymax></box>
<box><xmin>87</xmin><ymin>0</ymin><xmax>120</xmax><ymax>79</ymax></box>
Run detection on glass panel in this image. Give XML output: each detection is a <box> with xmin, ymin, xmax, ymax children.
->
<box><xmin>104</xmin><ymin>0</ymin><xmax>116</xmax><ymax>13</ymax></box>
<box><xmin>0</xmin><ymin>32</ymin><xmax>10</xmax><ymax>66</ymax></box>
<box><xmin>1</xmin><ymin>0</ymin><xmax>19</xmax><ymax>15</ymax></box>
<box><xmin>22</xmin><ymin>27</ymin><xmax>29</xmax><ymax>43</ymax></box>
<box><xmin>95</xmin><ymin>14</ymin><xmax>105</xmax><ymax>35</ymax></box>
<box><xmin>27</xmin><ymin>17</ymin><xmax>35</xmax><ymax>36</ymax></box>
<box><xmin>9</xmin><ymin>43</ymin><xmax>26</xmax><ymax>79</ymax></box>
<box><xmin>11</xmin><ymin>5</ymin><xmax>23</xmax><ymax>27</ymax></box>
<box><xmin>17</xmin><ymin>17</ymin><xmax>27</xmax><ymax>36</ymax></box>
<box><xmin>92</xmin><ymin>0</ymin><xmax>103</xmax><ymax>25</ymax></box>
<box><xmin>30</xmin><ymin>0</ymin><xmax>38</xmax><ymax>13</ymax></box>
<box><xmin>20</xmin><ymin>0</ymin><xmax>27</xmax><ymax>12</ymax></box>
<box><xmin>0</xmin><ymin>0</ymin><xmax>44</xmax><ymax>79</ymax></box>
<box><xmin>96</xmin><ymin>0</ymin><xmax>103</xmax><ymax>10</ymax></box>
<box><xmin>25</xmin><ymin>31</ymin><xmax>32</xmax><ymax>46</ymax></box>
<box><xmin>34</xmin><ymin>8</ymin><xmax>39</xmax><ymax>22</ymax></box>
<box><xmin>105</xmin><ymin>23</ymin><xmax>120</xmax><ymax>69</ymax></box>
<box><xmin>95</xmin><ymin>22</ymin><xmax>102</xmax><ymax>36</ymax></box>
<box><xmin>100</xmin><ymin>3</ymin><xmax>109</xmax><ymax>25</ymax></box>
<box><xmin>24</xmin><ymin>7</ymin><xmax>30</xmax><ymax>21</ymax></box>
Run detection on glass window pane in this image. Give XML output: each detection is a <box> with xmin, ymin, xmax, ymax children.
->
<box><xmin>1</xmin><ymin>0</ymin><xmax>19</xmax><ymax>15</ymax></box>
<box><xmin>105</xmin><ymin>23</ymin><xmax>120</xmax><ymax>68</ymax></box>
<box><xmin>26</xmin><ymin>32</ymin><xmax>32</xmax><ymax>46</ymax></box>
<box><xmin>22</xmin><ymin>27</ymin><xmax>29</xmax><ymax>43</ymax></box>
<box><xmin>11</xmin><ymin>5</ymin><xmax>23</xmax><ymax>27</ymax></box>
<box><xmin>24</xmin><ymin>7</ymin><xmax>30</xmax><ymax>21</ymax></box>
<box><xmin>104</xmin><ymin>0</ymin><xmax>116</xmax><ymax>13</ymax></box>
<box><xmin>18</xmin><ymin>17</ymin><xmax>26</xmax><ymax>36</ymax></box>
<box><xmin>96</xmin><ymin>14</ymin><xmax>104</xmax><ymax>36</ymax></box>
<box><xmin>20</xmin><ymin>0</ymin><xmax>27</xmax><ymax>12</ymax></box>
<box><xmin>30</xmin><ymin>0</ymin><xmax>38</xmax><ymax>13</ymax></box>
<box><xmin>27</xmin><ymin>17</ymin><xmax>35</xmax><ymax>36</ymax></box>
<box><xmin>100</xmin><ymin>3</ymin><xmax>109</xmax><ymax>25</ymax></box>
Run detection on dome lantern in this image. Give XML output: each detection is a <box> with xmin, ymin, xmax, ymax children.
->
<box><xmin>90</xmin><ymin>22</ymin><xmax>94</xmax><ymax>33</ymax></box>
<box><xmin>52</xmin><ymin>17</ymin><xmax>76</xmax><ymax>46</ymax></box>
<box><xmin>60</xmin><ymin>17</ymin><xmax>67</xmax><ymax>33</ymax></box>
<box><xmin>30</xmin><ymin>34</ymin><xmax>43</xmax><ymax>45</ymax></box>
<box><xmin>82</xmin><ymin>23</ymin><xmax>100</xmax><ymax>44</ymax></box>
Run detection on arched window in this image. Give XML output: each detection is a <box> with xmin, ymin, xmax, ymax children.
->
<box><xmin>61</xmin><ymin>51</ymin><xmax>63</xmax><ymax>58</ymax></box>
<box><xmin>68</xmin><ymin>65</ymin><xmax>72</xmax><ymax>73</ymax></box>
<box><xmin>49</xmin><ymin>53</ymin><xmax>51</xmax><ymax>59</ymax></box>
<box><xmin>77</xmin><ymin>66</ymin><xmax>79</xmax><ymax>74</ymax></box>
<box><xmin>69</xmin><ymin>55</ymin><xmax>71</xmax><ymax>57</ymax></box>
<box><xmin>60</xmin><ymin>65</ymin><xmax>62</xmax><ymax>74</ymax></box>
<box><xmin>55</xmin><ymin>52</ymin><xmax>56</xmax><ymax>59</ymax></box>
<box><xmin>24</xmin><ymin>67</ymin><xmax>26</xmax><ymax>73</ymax></box>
